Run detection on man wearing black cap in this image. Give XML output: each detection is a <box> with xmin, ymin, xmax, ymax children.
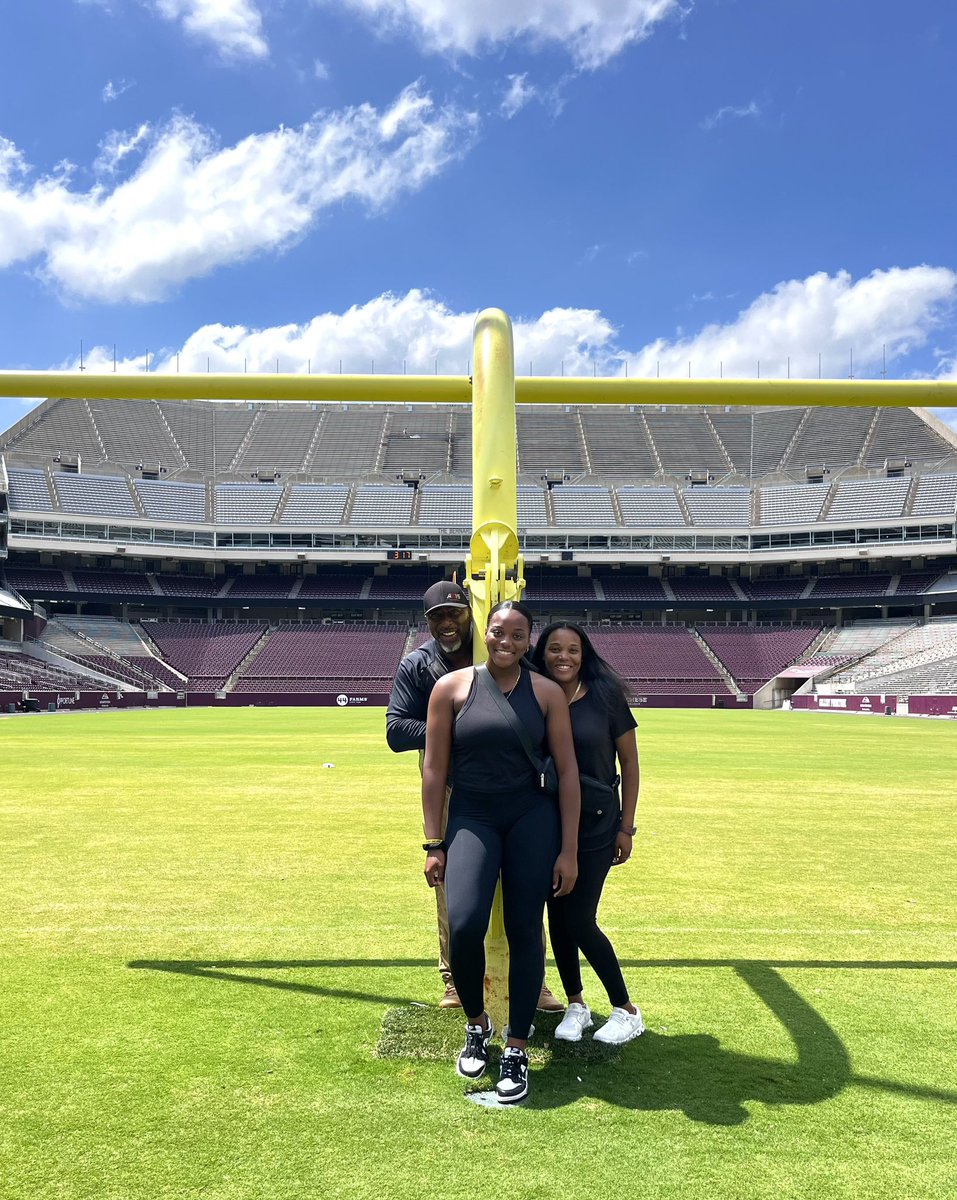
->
<box><xmin>386</xmin><ymin>579</ymin><xmax>564</xmax><ymax>1012</ymax></box>
<box><xmin>387</xmin><ymin>581</ymin><xmax>475</xmax><ymax>1007</ymax></box>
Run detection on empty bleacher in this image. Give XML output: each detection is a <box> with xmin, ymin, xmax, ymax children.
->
<box><xmin>826</xmin><ymin>477</ymin><xmax>910</xmax><ymax>523</ymax></box>
<box><xmin>698</xmin><ymin>626</ymin><xmax>820</xmax><ymax>692</ymax></box>
<box><xmin>587</xmin><ymin>625</ymin><xmax>731</xmax><ymax>694</ymax></box>
<box><xmin>134</xmin><ymin>479</ymin><xmax>207</xmax><ymax>522</ymax></box>
<box><xmin>52</xmin><ymin>473</ymin><xmax>139</xmax><ymax>518</ymax></box>
<box><xmin>682</xmin><ymin>487</ymin><xmax>751</xmax><ymax>526</ymax></box>
<box><xmin>6</xmin><ymin>468</ymin><xmax>54</xmax><ymax>511</ymax></box>
<box><xmin>213</xmin><ymin>484</ymin><xmax>283</xmax><ymax>524</ymax></box>
<box><xmin>617</xmin><ymin>487</ymin><xmax>686</xmax><ymax>527</ymax></box>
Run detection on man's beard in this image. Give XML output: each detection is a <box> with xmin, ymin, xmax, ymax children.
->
<box><xmin>441</xmin><ymin>635</ymin><xmax>462</xmax><ymax>653</ymax></box>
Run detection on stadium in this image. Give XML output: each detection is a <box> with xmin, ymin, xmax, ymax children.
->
<box><xmin>2</xmin><ymin>394</ymin><xmax>957</xmax><ymax>716</ymax></box>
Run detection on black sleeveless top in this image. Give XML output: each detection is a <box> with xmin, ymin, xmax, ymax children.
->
<box><xmin>450</xmin><ymin>666</ymin><xmax>547</xmax><ymax>803</ymax></box>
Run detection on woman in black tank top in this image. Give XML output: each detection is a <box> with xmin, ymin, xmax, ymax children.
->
<box><xmin>421</xmin><ymin>601</ymin><xmax>581</xmax><ymax>1104</ymax></box>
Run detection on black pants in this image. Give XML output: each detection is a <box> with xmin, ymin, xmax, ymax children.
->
<box><xmin>445</xmin><ymin>795</ymin><xmax>560</xmax><ymax>1041</ymax></box>
<box><xmin>547</xmin><ymin>843</ymin><xmax>629</xmax><ymax>1009</ymax></box>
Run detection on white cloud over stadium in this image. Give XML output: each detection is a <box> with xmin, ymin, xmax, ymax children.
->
<box><xmin>318</xmin><ymin>0</ymin><xmax>681</xmax><ymax>68</ymax></box>
<box><xmin>0</xmin><ymin>86</ymin><xmax>477</xmax><ymax>304</ymax></box>
<box><xmin>74</xmin><ymin>268</ymin><xmax>957</xmax><ymax>431</ymax></box>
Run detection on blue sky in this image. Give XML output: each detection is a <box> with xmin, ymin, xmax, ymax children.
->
<box><xmin>1</xmin><ymin>0</ymin><xmax>956</xmax><ymax>436</ymax></box>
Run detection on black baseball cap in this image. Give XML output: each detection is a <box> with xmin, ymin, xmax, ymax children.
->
<box><xmin>423</xmin><ymin>581</ymin><xmax>470</xmax><ymax>615</ymax></box>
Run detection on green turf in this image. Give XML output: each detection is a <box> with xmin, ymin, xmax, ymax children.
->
<box><xmin>1</xmin><ymin>706</ymin><xmax>955</xmax><ymax>1199</ymax></box>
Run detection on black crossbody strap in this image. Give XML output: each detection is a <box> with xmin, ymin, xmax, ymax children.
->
<box><xmin>475</xmin><ymin>664</ymin><xmax>546</xmax><ymax>784</ymax></box>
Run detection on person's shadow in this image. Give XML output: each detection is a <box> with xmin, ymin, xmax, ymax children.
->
<box><xmin>128</xmin><ymin>955</ymin><xmax>957</xmax><ymax>1122</ymax></box>
<box><xmin>532</xmin><ymin>961</ymin><xmax>849</xmax><ymax>1121</ymax></box>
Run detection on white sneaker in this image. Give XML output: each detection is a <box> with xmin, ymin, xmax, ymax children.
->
<box><xmin>554</xmin><ymin>1002</ymin><xmax>593</xmax><ymax>1042</ymax></box>
<box><xmin>593</xmin><ymin>1006</ymin><xmax>645</xmax><ymax>1045</ymax></box>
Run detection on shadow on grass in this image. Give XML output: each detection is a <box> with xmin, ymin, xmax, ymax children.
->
<box><xmin>128</xmin><ymin>956</ymin><xmax>957</xmax><ymax>1122</ymax></box>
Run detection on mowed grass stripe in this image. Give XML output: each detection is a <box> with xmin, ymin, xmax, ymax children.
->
<box><xmin>1</xmin><ymin>707</ymin><xmax>955</xmax><ymax>1200</ymax></box>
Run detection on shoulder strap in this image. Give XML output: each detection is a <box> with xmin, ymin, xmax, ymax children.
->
<box><xmin>475</xmin><ymin>664</ymin><xmax>545</xmax><ymax>781</ymax></box>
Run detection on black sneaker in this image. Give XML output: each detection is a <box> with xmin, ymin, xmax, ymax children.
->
<box><xmin>456</xmin><ymin>1018</ymin><xmax>494</xmax><ymax>1080</ymax></box>
<box><xmin>495</xmin><ymin>1046</ymin><xmax>529</xmax><ymax>1104</ymax></box>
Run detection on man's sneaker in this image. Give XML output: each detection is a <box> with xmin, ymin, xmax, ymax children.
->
<box><xmin>439</xmin><ymin>982</ymin><xmax>462</xmax><ymax>1009</ymax></box>
<box><xmin>456</xmin><ymin>1018</ymin><xmax>495</xmax><ymax>1079</ymax></box>
<box><xmin>593</xmin><ymin>1006</ymin><xmax>645</xmax><ymax>1045</ymax></box>
<box><xmin>536</xmin><ymin>985</ymin><xmax>565</xmax><ymax>1013</ymax></box>
<box><xmin>554</xmin><ymin>1002</ymin><xmax>593</xmax><ymax>1042</ymax></box>
<box><xmin>495</xmin><ymin>1046</ymin><xmax>529</xmax><ymax>1104</ymax></box>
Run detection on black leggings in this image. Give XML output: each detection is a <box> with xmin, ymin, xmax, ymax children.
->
<box><xmin>547</xmin><ymin>843</ymin><xmax>629</xmax><ymax>1009</ymax></box>
<box><xmin>445</xmin><ymin>797</ymin><xmax>560</xmax><ymax>1041</ymax></box>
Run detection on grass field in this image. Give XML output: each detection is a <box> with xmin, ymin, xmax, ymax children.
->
<box><xmin>1</xmin><ymin>706</ymin><xmax>956</xmax><ymax>1199</ymax></box>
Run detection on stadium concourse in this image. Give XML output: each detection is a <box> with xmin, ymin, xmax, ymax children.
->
<box><xmin>2</xmin><ymin>396</ymin><xmax>957</xmax><ymax>717</ymax></box>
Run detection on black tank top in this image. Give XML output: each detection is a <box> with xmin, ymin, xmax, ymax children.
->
<box><xmin>450</xmin><ymin>666</ymin><xmax>546</xmax><ymax>802</ymax></box>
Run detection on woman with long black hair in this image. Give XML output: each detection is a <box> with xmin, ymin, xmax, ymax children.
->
<box><xmin>530</xmin><ymin>620</ymin><xmax>644</xmax><ymax>1045</ymax></box>
<box><xmin>421</xmin><ymin>600</ymin><xmax>580</xmax><ymax>1104</ymax></box>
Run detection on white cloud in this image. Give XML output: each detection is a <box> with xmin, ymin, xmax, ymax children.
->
<box><xmin>102</xmin><ymin>78</ymin><xmax>134</xmax><ymax>103</ymax></box>
<box><xmin>94</xmin><ymin>123</ymin><xmax>152</xmax><ymax>174</ymax></box>
<box><xmin>0</xmin><ymin>86</ymin><xmax>478</xmax><ymax>304</ymax></box>
<box><xmin>150</xmin><ymin>0</ymin><xmax>268</xmax><ymax>61</ymax></box>
<box><xmin>321</xmin><ymin>0</ymin><xmax>681</xmax><ymax>69</ymax></box>
<box><xmin>73</xmin><ymin>271</ymin><xmax>957</xmax><ymax>388</ymax></box>
<box><xmin>624</xmin><ymin>267</ymin><xmax>957</xmax><ymax>380</ymax></box>
<box><xmin>701</xmin><ymin>99</ymin><xmax>760</xmax><ymax>131</ymax></box>
<box><xmin>499</xmin><ymin>72</ymin><xmax>566</xmax><ymax>119</ymax></box>
<box><xmin>501</xmin><ymin>74</ymin><xmax>535</xmax><ymax>119</ymax></box>
<box><xmin>313</xmin><ymin>57</ymin><xmax>331</xmax><ymax>80</ymax></box>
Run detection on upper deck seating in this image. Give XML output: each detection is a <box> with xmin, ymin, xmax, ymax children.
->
<box><xmin>52</xmin><ymin>473</ymin><xmax>139</xmax><ymax>518</ymax></box>
<box><xmin>683</xmin><ymin>488</ymin><xmax>751</xmax><ymax>526</ymax></box>
<box><xmin>213</xmin><ymin>484</ymin><xmax>282</xmax><ymax>524</ymax></box>
<box><xmin>579</xmin><ymin>409</ymin><xmax>658</xmax><ymax>476</ymax></box>
<box><xmin>417</xmin><ymin>486</ymin><xmax>470</xmax><ymax>528</ymax></box>
<box><xmin>516</xmin><ymin>409</ymin><xmax>585</xmax><ymax>475</ymax></box>
<box><xmin>617</xmin><ymin>487</ymin><xmax>686</xmax><ymax>527</ymax></box>
<box><xmin>89</xmin><ymin>399</ymin><xmax>185</xmax><ymax>468</ymax></box>
<box><xmin>307</xmin><ymin>408</ymin><xmax>387</xmax><ymax>475</ymax></box>
<box><xmin>134</xmin><ymin>479</ymin><xmax>207</xmax><ymax>522</ymax></box>
<box><xmin>551</xmin><ymin>487</ymin><xmax>617</xmax><ymax>527</ymax></box>
<box><xmin>782</xmin><ymin>407</ymin><xmax>875</xmax><ymax>470</ymax></box>
<box><xmin>6</xmin><ymin>468</ymin><xmax>54</xmax><ymax>511</ymax></box>
<box><xmin>279</xmin><ymin>484</ymin><xmax>349</xmax><ymax>525</ymax></box>
<box><xmin>826</xmin><ymin>477</ymin><xmax>910</xmax><ymax>523</ymax></box>
<box><xmin>644</xmin><ymin>412</ymin><xmax>730</xmax><ymax>475</ymax></box>
<box><xmin>349</xmin><ymin>486</ymin><xmax>414</xmax><ymax>526</ymax></box>
<box><xmin>863</xmin><ymin>407</ymin><xmax>954</xmax><ymax>468</ymax></box>
<box><xmin>758</xmin><ymin>483</ymin><xmax>830</xmax><ymax>525</ymax></box>
<box><xmin>382</xmin><ymin>410</ymin><xmax>453</xmax><ymax>475</ymax></box>
<box><xmin>232</xmin><ymin>408</ymin><xmax>321</xmax><ymax>473</ymax></box>
<box><xmin>910</xmin><ymin>474</ymin><xmax>957</xmax><ymax>517</ymax></box>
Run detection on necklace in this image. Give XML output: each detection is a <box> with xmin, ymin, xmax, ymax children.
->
<box><xmin>502</xmin><ymin>674</ymin><xmax>521</xmax><ymax>699</ymax></box>
<box><xmin>569</xmin><ymin>681</ymin><xmax>583</xmax><ymax>704</ymax></box>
